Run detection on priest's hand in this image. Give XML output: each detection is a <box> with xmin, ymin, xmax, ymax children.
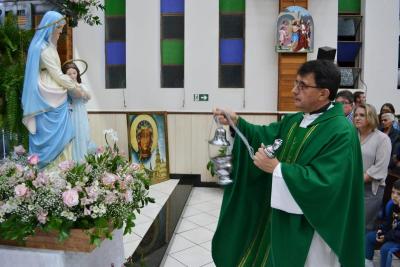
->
<box><xmin>213</xmin><ymin>108</ymin><xmax>238</xmax><ymax>126</ymax></box>
<box><xmin>253</xmin><ymin>147</ymin><xmax>280</xmax><ymax>173</ymax></box>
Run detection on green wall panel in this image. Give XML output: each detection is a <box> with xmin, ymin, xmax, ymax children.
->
<box><xmin>220</xmin><ymin>0</ymin><xmax>245</xmax><ymax>13</ymax></box>
<box><xmin>105</xmin><ymin>0</ymin><xmax>126</xmax><ymax>16</ymax></box>
<box><xmin>339</xmin><ymin>0</ymin><xmax>361</xmax><ymax>14</ymax></box>
<box><xmin>162</xmin><ymin>40</ymin><xmax>184</xmax><ymax>65</ymax></box>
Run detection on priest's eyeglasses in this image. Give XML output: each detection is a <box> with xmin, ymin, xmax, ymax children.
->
<box><xmin>293</xmin><ymin>80</ymin><xmax>320</xmax><ymax>91</ymax></box>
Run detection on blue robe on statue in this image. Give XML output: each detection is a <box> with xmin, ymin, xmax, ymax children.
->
<box><xmin>21</xmin><ymin>11</ymin><xmax>76</xmax><ymax>168</ymax></box>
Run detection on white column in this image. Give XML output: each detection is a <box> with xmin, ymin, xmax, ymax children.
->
<box><xmin>361</xmin><ymin>0</ymin><xmax>400</xmax><ymax>112</ymax></box>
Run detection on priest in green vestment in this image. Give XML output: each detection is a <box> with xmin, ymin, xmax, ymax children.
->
<box><xmin>211</xmin><ymin>60</ymin><xmax>364</xmax><ymax>267</ymax></box>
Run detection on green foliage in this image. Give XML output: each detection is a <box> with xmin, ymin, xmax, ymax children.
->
<box><xmin>0</xmin><ymin>14</ymin><xmax>33</xmax><ymax>148</ymax></box>
<box><xmin>48</xmin><ymin>0</ymin><xmax>105</xmax><ymax>27</ymax></box>
<box><xmin>206</xmin><ymin>146</ymin><xmax>228</xmax><ymax>177</ymax></box>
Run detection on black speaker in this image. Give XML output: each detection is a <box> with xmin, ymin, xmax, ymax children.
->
<box><xmin>317</xmin><ymin>46</ymin><xmax>336</xmax><ymax>62</ymax></box>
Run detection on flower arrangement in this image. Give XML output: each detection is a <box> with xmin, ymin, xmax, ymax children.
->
<box><xmin>48</xmin><ymin>0</ymin><xmax>105</xmax><ymax>27</ymax></box>
<box><xmin>0</xmin><ymin>129</ymin><xmax>154</xmax><ymax>246</ymax></box>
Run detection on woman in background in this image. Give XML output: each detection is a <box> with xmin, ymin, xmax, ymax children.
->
<box><xmin>354</xmin><ymin>104</ymin><xmax>392</xmax><ymax>230</ymax></box>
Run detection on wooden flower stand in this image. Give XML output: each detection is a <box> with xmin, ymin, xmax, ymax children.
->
<box><xmin>0</xmin><ymin>229</ymin><xmax>96</xmax><ymax>252</ymax></box>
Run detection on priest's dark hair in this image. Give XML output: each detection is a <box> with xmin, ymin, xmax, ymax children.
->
<box><xmin>297</xmin><ymin>59</ymin><xmax>341</xmax><ymax>101</ymax></box>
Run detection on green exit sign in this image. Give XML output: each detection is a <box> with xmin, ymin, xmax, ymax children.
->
<box><xmin>193</xmin><ymin>94</ymin><xmax>209</xmax><ymax>102</ymax></box>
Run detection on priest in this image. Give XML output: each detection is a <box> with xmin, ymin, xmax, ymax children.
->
<box><xmin>212</xmin><ymin>60</ymin><xmax>364</xmax><ymax>267</ymax></box>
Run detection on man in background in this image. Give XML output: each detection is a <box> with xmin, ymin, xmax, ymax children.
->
<box><xmin>335</xmin><ymin>90</ymin><xmax>354</xmax><ymax>122</ymax></box>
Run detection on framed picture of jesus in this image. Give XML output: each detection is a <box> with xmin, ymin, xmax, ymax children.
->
<box><xmin>127</xmin><ymin>112</ymin><xmax>169</xmax><ymax>184</ymax></box>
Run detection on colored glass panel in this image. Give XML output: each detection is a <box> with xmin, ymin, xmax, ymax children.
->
<box><xmin>161</xmin><ymin>0</ymin><xmax>184</xmax><ymax>14</ymax></box>
<box><xmin>106</xmin><ymin>65</ymin><xmax>126</xmax><ymax>88</ymax></box>
<box><xmin>105</xmin><ymin>17</ymin><xmax>125</xmax><ymax>41</ymax></box>
<box><xmin>337</xmin><ymin>42</ymin><xmax>362</xmax><ymax>63</ymax></box>
<box><xmin>339</xmin><ymin>0</ymin><xmax>361</xmax><ymax>14</ymax></box>
<box><xmin>105</xmin><ymin>0</ymin><xmax>125</xmax><ymax>16</ymax></box>
<box><xmin>162</xmin><ymin>40</ymin><xmax>184</xmax><ymax>65</ymax></box>
<box><xmin>220</xmin><ymin>0</ymin><xmax>245</xmax><ymax>13</ymax></box>
<box><xmin>106</xmin><ymin>42</ymin><xmax>126</xmax><ymax>65</ymax></box>
<box><xmin>220</xmin><ymin>39</ymin><xmax>244</xmax><ymax>64</ymax></box>
<box><xmin>162</xmin><ymin>15</ymin><xmax>184</xmax><ymax>39</ymax></box>
<box><xmin>220</xmin><ymin>15</ymin><xmax>244</xmax><ymax>38</ymax></box>
<box><xmin>220</xmin><ymin>65</ymin><xmax>243</xmax><ymax>88</ymax></box>
<box><xmin>162</xmin><ymin>65</ymin><xmax>184</xmax><ymax>87</ymax></box>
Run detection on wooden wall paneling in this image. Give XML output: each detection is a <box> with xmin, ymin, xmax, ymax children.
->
<box><xmin>279</xmin><ymin>0</ymin><xmax>307</xmax><ymax>10</ymax></box>
<box><xmin>174</xmin><ymin>115</ymin><xmax>193</xmax><ymax>174</ymax></box>
<box><xmin>190</xmin><ymin>114</ymin><xmax>214</xmax><ymax>181</ymax></box>
<box><xmin>87</xmin><ymin>114</ymin><xmax>129</xmax><ymax>156</ymax></box>
<box><xmin>167</xmin><ymin>114</ymin><xmax>177</xmax><ymax>174</ymax></box>
<box><xmin>277</xmin><ymin>1</ymin><xmax>308</xmax><ymax>112</ymax></box>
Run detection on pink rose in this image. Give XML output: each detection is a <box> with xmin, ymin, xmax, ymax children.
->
<box><xmin>37</xmin><ymin>211</ymin><xmax>48</xmax><ymax>224</ymax></box>
<box><xmin>124</xmin><ymin>174</ymin><xmax>133</xmax><ymax>183</ymax></box>
<box><xmin>15</xmin><ymin>183</ymin><xmax>28</xmax><ymax>197</ymax></box>
<box><xmin>27</xmin><ymin>154</ymin><xmax>39</xmax><ymax>165</ymax></box>
<box><xmin>62</xmin><ymin>189</ymin><xmax>79</xmax><ymax>207</ymax></box>
<box><xmin>58</xmin><ymin>160</ymin><xmax>75</xmax><ymax>171</ymax></box>
<box><xmin>85</xmin><ymin>186</ymin><xmax>99</xmax><ymax>200</ymax></box>
<box><xmin>14</xmin><ymin>164</ymin><xmax>24</xmax><ymax>177</ymax></box>
<box><xmin>102</xmin><ymin>172</ymin><xmax>118</xmax><ymax>186</ymax></box>
<box><xmin>13</xmin><ymin>145</ymin><xmax>26</xmax><ymax>156</ymax></box>
<box><xmin>33</xmin><ymin>172</ymin><xmax>49</xmax><ymax>188</ymax></box>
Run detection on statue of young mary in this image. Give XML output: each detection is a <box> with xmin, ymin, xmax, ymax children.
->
<box><xmin>21</xmin><ymin>11</ymin><xmax>81</xmax><ymax>168</ymax></box>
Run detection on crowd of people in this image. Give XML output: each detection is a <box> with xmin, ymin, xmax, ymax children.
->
<box><xmin>334</xmin><ymin>90</ymin><xmax>400</xmax><ymax>267</ymax></box>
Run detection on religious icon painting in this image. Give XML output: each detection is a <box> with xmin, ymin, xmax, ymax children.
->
<box><xmin>127</xmin><ymin>112</ymin><xmax>169</xmax><ymax>184</ymax></box>
<box><xmin>276</xmin><ymin>6</ymin><xmax>314</xmax><ymax>53</ymax></box>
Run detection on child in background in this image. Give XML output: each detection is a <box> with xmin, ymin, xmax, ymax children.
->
<box><xmin>62</xmin><ymin>62</ymin><xmax>93</xmax><ymax>162</ymax></box>
<box><xmin>365</xmin><ymin>180</ymin><xmax>400</xmax><ymax>267</ymax></box>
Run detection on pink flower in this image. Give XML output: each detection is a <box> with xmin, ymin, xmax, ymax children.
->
<box><xmin>102</xmin><ymin>172</ymin><xmax>118</xmax><ymax>186</ymax></box>
<box><xmin>85</xmin><ymin>186</ymin><xmax>99</xmax><ymax>200</ymax></box>
<box><xmin>25</xmin><ymin>170</ymin><xmax>35</xmax><ymax>180</ymax></box>
<box><xmin>14</xmin><ymin>164</ymin><xmax>24</xmax><ymax>177</ymax></box>
<box><xmin>124</xmin><ymin>190</ymin><xmax>133</xmax><ymax>202</ymax></box>
<box><xmin>15</xmin><ymin>183</ymin><xmax>28</xmax><ymax>197</ymax></box>
<box><xmin>13</xmin><ymin>145</ymin><xmax>26</xmax><ymax>156</ymax></box>
<box><xmin>84</xmin><ymin>207</ymin><xmax>91</xmax><ymax>216</ymax></box>
<box><xmin>33</xmin><ymin>172</ymin><xmax>49</xmax><ymax>188</ymax></box>
<box><xmin>119</xmin><ymin>181</ymin><xmax>127</xmax><ymax>190</ymax></box>
<box><xmin>37</xmin><ymin>211</ymin><xmax>48</xmax><ymax>224</ymax></box>
<box><xmin>124</xmin><ymin>174</ymin><xmax>133</xmax><ymax>183</ymax></box>
<box><xmin>27</xmin><ymin>154</ymin><xmax>39</xmax><ymax>165</ymax></box>
<box><xmin>62</xmin><ymin>189</ymin><xmax>79</xmax><ymax>207</ymax></box>
<box><xmin>105</xmin><ymin>192</ymin><xmax>117</xmax><ymax>204</ymax></box>
<box><xmin>96</xmin><ymin>146</ymin><xmax>104</xmax><ymax>154</ymax></box>
<box><xmin>58</xmin><ymin>160</ymin><xmax>75</xmax><ymax>171</ymax></box>
<box><xmin>130</xmin><ymin>163</ymin><xmax>140</xmax><ymax>171</ymax></box>
<box><xmin>84</xmin><ymin>164</ymin><xmax>93</xmax><ymax>174</ymax></box>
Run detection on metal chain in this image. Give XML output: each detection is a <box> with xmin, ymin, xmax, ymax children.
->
<box><xmin>222</xmin><ymin>111</ymin><xmax>255</xmax><ymax>160</ymax></box>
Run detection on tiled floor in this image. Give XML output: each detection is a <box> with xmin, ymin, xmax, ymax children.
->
<box><xmin>159</xmin><ymin>187</ymin><xmax>400</xmax><ymax>267</ymax></box>
<box><xmin>160</xmin><ymin>187</ymin><xmax>223</xmax><ymax>267</ymax></box>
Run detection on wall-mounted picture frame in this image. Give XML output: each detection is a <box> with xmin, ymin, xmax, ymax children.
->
<box><xmin>276</xmin><ymin>6</ymin><xmax>314</xmax><ymax>53</ymax></box>
<box><xmin>127</xmin><ymin>112</ymin><xmax>169</xmax><ymax>184</ymax></box>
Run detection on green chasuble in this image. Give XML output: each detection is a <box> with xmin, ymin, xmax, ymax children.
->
<box><xmin>211</xmin><ymin>103</ymin><xmax>365</xmax><ymax>267</ymax></box>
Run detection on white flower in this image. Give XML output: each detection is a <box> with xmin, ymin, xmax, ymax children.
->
<box><xmin>103</xmin><ymin>128</ymin><xmax>119</xmax><ymax>142</ymax></box>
